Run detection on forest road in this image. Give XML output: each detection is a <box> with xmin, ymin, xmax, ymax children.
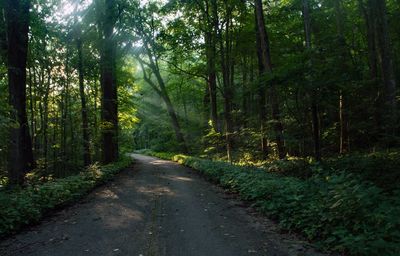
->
<box><xmin>0</xmin><ymin>154</ymin><xmax>327</xmax><ymax>256</ymax></box>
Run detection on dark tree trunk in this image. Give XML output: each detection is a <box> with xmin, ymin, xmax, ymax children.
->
<box><xmin>241</xmin><ymin>56</ymin><xmax>249</xmax><ymax>128</ymax></box>
<box><xmin>42</xmin><ymin>68</ymin><xmax>51</xmax><ymax>170</ymax></box>
<box><xmin>204</xmin><ymin>18</ymin><xmax>219</xmax><ymax>132</ymax></box>
<box><xmin>5</xmin><ymin>0</ymin><xmax>35</xmax><ymax>185</ymax></box>
<box><xmin>100</xmin><ymin>0</ymin><xmax>119</xmax><ymax>164</ymax></box>
<box><xmin>339</xmin><ymin>93</ymin><xmax>349</xmax><ymax>153</ymax></box>
<box><xmin>219</xmin><ymin>3</ymin><xmax>234</xmax><ymax>162</ymax></box>
<box><xmin>311</xmin><ymin>99</ymin><xmax>321</xmax><ymax>161</ymax></box>
<box><xmin>77</xmin><ymin>37</ymin><xmax>91</xmax><ymax>166</ymax></box>
<box><xmin>93</xmin><ymin>80</ymin><xmax>100</xmax><ymax>160</ymax></box>
<box><xmin>209</xmin><ymin>0</ymin><xmax>220</xmax><ymax>133</ymax></box>
<box><xmin>28</xmin><ymin>66</ymin><xmax>35</xmax><ymax>153</ymax></box>
<box><xmin>255</xmin><ymin>0</ymin><xmax>285</xmax><ymax>159</ymax></box>
<box><xmin>334</xmin><ymin>0</ymin><xmax>350</xmax><ymax>153</ymax></box>
<box><xmin>0</xmin><ymin>1</ymin><xmax>7</xmax><ymax>64</ymax></box>
<box><xmin>255</xmin><ymin>3</ymin><xmax>268</xmax><ymax>159</ymax></box>
<box><xmin>359</xmin><ymin>0</ymin><xmax>382</xmax><ymax>138</ymax></box>
<box><xmin>302</xmin><ymin>0</ymin><xmax>321</xmax><ymax>161</ymax></box>
<box><xmin>372</xmin><ymin>0</ymin><xmax>397</xmax><ymax>136</ymax></box>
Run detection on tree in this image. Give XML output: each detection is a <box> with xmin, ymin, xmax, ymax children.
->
<box><xmin>75</xmin><ymin>19</ymin><xmax>91</xmax><ymax>166</ymax></box>
<box><xmin>204</xmin><ymin>0</ymin><xmax>219</xmax><ymax>132</ymax></box>
<box><xmin>254</xmin><ymin>0</ymin><xmax>285</xmax><ymax>159</ymax></box>
<box><xmin>301</xmin><ymin>0</ymin><xmax>322</xmax><ymax>161</ymax></box>
<box><xmin>97</xmin><ymin>0</ymin><xmax>119</xmax><ymax>163</ymax></box>
<box><xmin>333</xmin><ymin>0</ymin><xmax>350</xmax><ymax>153</ymax></box>
<box><xmin>5</xmin><ymin>0</ymin><xmax>35</xmax><ymax>184</ymax></box>
<box><xmin>372</xmin><ymin>0</ymin><xmax>397</xmax><ymax>136</ymax></box>
<box><xmin>129</xmin><ymin>2</ymin><xmax>189</xmax><ymax>153</ymax></box>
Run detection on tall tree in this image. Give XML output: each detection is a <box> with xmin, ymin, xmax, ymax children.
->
<box><xmin>333</xmin><ymin>0</ymin><xmax>350</xmax><ymax>153</ymax></box>
<box><xmin>218</xmin><ymin>1</ymin><xmax>235</xmax><ymax>162</ymax></box>
<box><xmin>254</xmin><ymin>0</ymin><xmax>285</xmax><ymax>159</ymax></box>
<box><xmin>98</xmin><ymin>0</ymin><xmax>119</xmax><ymax>163</ymax></box>
<box><xmin>372</xmin><ymin>0</ymin><xmax>397</xmax><ymax>136</ymax></box>
<box><xmin>75</xmin><ymin>21</ymin><xmax>91</xmax><ymax>166</ymax></box>
<box><xmin>5</xmin><ymin>0</ymin><xmax>35</xmax><ymax>184</ymax></box>
<box><xmin>130</xmin><ymin>4</ymin><xmax>189</xmax><ymax>153</ymax></box>
<box><xmin>204</xmin><ymin>0</ymin><xmax>219</xmax><ymax>132</ymax></box>
<box><xmin>136</xmin><ymin>53</ymin><xmax>188</xmax><ymax>153</ymax></box>
<box><xmin>302</xmin><ymin>0</ymin><xmax>321</xmax><ymax>161</ymax></box>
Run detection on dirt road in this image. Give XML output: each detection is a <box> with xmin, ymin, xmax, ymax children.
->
<box><xmin>0</xmin><ymin>154</ymin><xmax>325</xmax><ymax>256</ymax></box>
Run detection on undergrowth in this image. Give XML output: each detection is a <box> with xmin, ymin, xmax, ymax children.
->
<box><xmin>139</xmin><ymin>149</ymin><xmax>400</xmax><ymax>256</ymax></box>
<box><xmin>0</xmin><ymin>156</ymin><xmax>132</xmax><ymax>237</ymax></box>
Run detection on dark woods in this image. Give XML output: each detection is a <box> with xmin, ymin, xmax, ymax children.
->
<box><xmin>0</xmin><ymin>0</ymin><xmax>399</xmax><ymax>184</ymax></box>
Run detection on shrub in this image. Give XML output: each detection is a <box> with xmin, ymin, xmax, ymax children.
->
<box><xmin>0</xmin><ymin>157</ymin><xmax>132</xmax><ymax>237</ymax></box>
<box><xmin>144</xmin><ymin>151</ymin><xmax>400</xmax><ymax>255</ymax></box>
<box><xmin>324</xmin><ymin>152</ymin><xmax>400</xmax><ymax>191</ymax></box>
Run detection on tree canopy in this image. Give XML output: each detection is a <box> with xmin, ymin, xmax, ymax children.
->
<box><xmin>1</xmin><ymin>0</ymin><xmax>399</xmax><ymax>182</ymax></box>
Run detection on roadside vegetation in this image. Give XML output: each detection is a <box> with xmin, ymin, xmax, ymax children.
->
<box><xmin>138</xmin><ymin>150</ymin><xmax>400</xmax><ymax>255</ymax></box>
<box><xmin>1</xmin><ymin>0</ymin><xmax>400</xmax><ymax>255</ymax></box>
<box><xmin>0</xmin><ymin>157</ymin><xmax>132</xmax><ymax>238</ymax></box>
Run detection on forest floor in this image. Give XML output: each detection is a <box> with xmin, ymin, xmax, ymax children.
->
<box><xmin>0</xmin><ymin>154</ymin><xmax>329</xmax><ymax>256</ymax></box>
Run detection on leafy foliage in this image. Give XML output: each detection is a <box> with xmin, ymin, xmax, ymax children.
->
<box><xmin>0</xmin><ymin>157</ymin><xmax>132</xmax><ymax>237</ymax></box>
<box><xmin>143</xmin><ymin>150</ymin><xmax>400</xmax><ymax>255</ymax></box>
<box><xmin>324</xmin><ymin>152</ymin><xmax>400</xmax><ymax>191</ymax></box>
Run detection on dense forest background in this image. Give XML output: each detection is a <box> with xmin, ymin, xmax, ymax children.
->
<box><xmin>0</xmin><ymin>0</ymin><xmax>399</xmax><ymax>183</ymax></box>
<box><xmin>1</xmin><ymin>0</ymin><xmax>400</xmax><ymax>254</ymax></box>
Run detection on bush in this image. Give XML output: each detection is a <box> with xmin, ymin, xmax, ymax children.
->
<box><xmin>144</xmin><ymin>150</ymin><xmax>400</xmax><ymax>255</ymax></box>
<box><xmin>0</xmin><ymin>157</ymin><xmax>132</xmax><ymax>237</ymax></box>
<box><xmin>324</xmin><ymin>152</ymin><xmax>400</xmax><ymax>191</ymax></box>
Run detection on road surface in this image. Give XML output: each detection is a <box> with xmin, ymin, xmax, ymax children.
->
<box><xmin>0</xmin><ymin>154</ymin><xmax>326</xmax><ymax>256</ymax></box>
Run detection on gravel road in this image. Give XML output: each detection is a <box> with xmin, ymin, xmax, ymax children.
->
<box><xmin>0</xmin><ymin>154</ymin><xmax>327</xmax><ymax>256</ymax></box>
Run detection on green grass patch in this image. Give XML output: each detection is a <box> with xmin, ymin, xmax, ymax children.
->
<box><xmin>0</xmin><ymin>157</ymin><xmax>132</xmax><ymax>238</ymax></box>
<box><xmin>142</xmin><ymin>150</ymin><xmax>400</xmax><ymax>256</ymax></box>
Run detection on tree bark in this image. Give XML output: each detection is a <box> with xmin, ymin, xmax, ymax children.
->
<box><xmin>334</xmin><ymin>0</ymin><xmax>350</xmax><ymax>153</ymax></box>
<box><xmin>255</xmin><ymin>2</ymin><xmax>268</xmax><ymax>159</ymax></box>
<box><xmin>77</xmin><ymin>37</ymin><xmax>91</xmax><ymax>166</ymax></box>
<box><xmin>138</xmin><ymin>57</ymin><xmax>188</xmax><ymax>154</ymax></box>
<box><xmin>255</xmin><ymin>0</ymin><xmax>285</xmax><ymax>159</ymax></box>
<box><xmin>372</xmin><ymin>0</ymin><xmax>397</xmax><ymax>136</ymax></box>
<box><xmin>302</xmin><ymin>0</ymin><xmax>321</xmax><ymax>161</ymax></box>
<box><xmin>359</xmin><ymin>0</ymin><xmax>382</xmax><ymax>138</ymax></box>
<box><xmin>5</xmin><ymin>0</ymin><xmax>35</xmax><ymax>185</ymax></box>
<box><xmin>0</xmin><ymin>1</ymin><xmax>7</xmax><ymax>65</ymax></box>
<box><xmin>219</xmin><ymin>2</ymin><xmax>234</xmax><ymax>162</ymax></box>
<box><xmin>204</xmin><ymin>3</ymin><xmax>219</xmax><ymax>132</ymax></box>
<box><xmin>99</xmin><ymin>0</ymin><xmax>119</xmax><ymax>163</ymax></box>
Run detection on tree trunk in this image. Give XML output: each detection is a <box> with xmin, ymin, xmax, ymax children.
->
<box><xmin>372</xmin><ymin>0</ymin><xmax>397</xmax><ymax>136</ymax></box>
<box><xmin>241</xmin><ymin>56</ymin><xmax>249</xmax><ymax>128</ymax></box>
<box><xmin>219</xmin><ymin>3</ymin><xmax>234</xmax><ymax>162</ymax></box>
<box><xmin>302</xmin><ymin>0</ymin><xmax>321</xmax><ymax>161</ymax></box>
<box><xmin>93</xmin><ymin>80</ymin><xmax>100</xmax><ymax>160</ymax></box>
<box><xmin>0</xmin><ymin>1</ymin><xmax>7</xmax><ymax>64</ymax></box>
<box><xmin>359</xmin><ymin>0</ymin><xmax>382</xmax><ymax>139</ymax></box>
<box><xmin>42</xmin><ymin>67</ymin><xmax>51</xmax><ymax>170</ymax></box>
<box><xmin>334</xmin><ymin>0</ymin><xmax>350</xmax><ymax>153</ymax></box>
<box><xmin>255</xmin><ymin>0</ymin><xmax>285</xmax><ymax>159</ymax></box>
<box><xmin>77</xmin><ymin>37</ymin><xmax>91</xmax><ymax>166</ymax></box>
<box><xmin>100</xmin><ymin>0</ymin><xmax>119</xmax><ymax>164</ymax></box>
<box><xmin>5</xmin><ymin>0</ymin><xmax>35</xmax><ymax>185</ymax></box>
<box><xmin>149</xmin><ymin>61</ymin><xmax>188</xmax><ymax>153</ymax></box>
<box><xmin>339</xmin><ymin>93</ymin><xmax>349</xmax><ymax>153</ymax></box>
<box><xmin>204</xmin><ymin>19</ymin><xmax>219</xmax><ymax>132</ymax></box>
<box><xmin>28</xmin><ymin>66</ymin><xmax>35</xmax><ymax>153</ymax></box>
<box><xmin>255</xmin><ymin>3</ymin><xmax>268</xmax><ymax>159</ymax></box>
